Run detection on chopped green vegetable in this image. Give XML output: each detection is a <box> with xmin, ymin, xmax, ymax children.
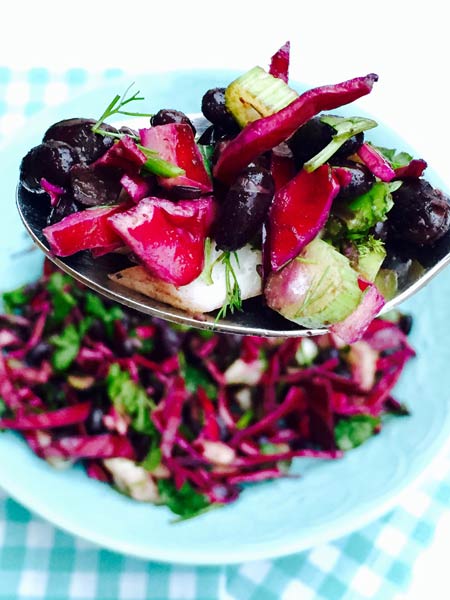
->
<box><xmin>0</xmin><ymin>398</ymin><xmax>7</xmax><ymax>417</ymax></box>
<box><xmin>304</xmin><ymin>116</ymin><xmax>377</xmax><ymax>172</ymax></box>
<box><xmin>157</xmin><ymin>479</ymin><xmax>210</xmax><ymax>519</ymax></box>
<box><xmin>236</xmin><ymin>409</ymin><xmax>254</xmax><ymax>430</ymax></box>
<box><xmin>374</xmin><ymin>145</ymin><xmax>413</xmax><ymax>169</ymax></box>
<box><xmin>345</xmin><ymin>181</ymin><xmax>401</xmax><ymax>237</ymax></box>
<box><xmin>107</xmin><ymin>363</ymin><xmax>156</xmax><ymax>434</ymax></box>
<box><xmin>140</xmin><ymin>147</ymin><xmax>185</xmax><ymax>178</ymax></box>
<box><xmin>355</xmin><ymin>236</ymin><xmax>387</xmax><ymax>282</ymax></box>
<box><xmin>225</xmin><ymin>66</ymin><xmax>298</xmax><ymax>127</ymax></box>
<box><xmin>50</xmin><ymin>324</ymin><xmax>81</xmax><ymax>372</ymax></box>
<box><xmin>335</xmin><ymin>415</ymin><xmax>381</xmax><ymax>451</ymax></box>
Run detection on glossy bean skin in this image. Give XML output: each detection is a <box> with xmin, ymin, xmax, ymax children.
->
<box><xmin>389</xmin><ymin>179</ymin><xmax>450</xmax><ymax>245</ymax></box>
<box><xmin>214</xmin><ymin>165</ymin><xmax>275</xmax><ymax>251</ymax></box>
<box><xmin>20</xmin><ymin>140</ymin><xmax>77</xmax><ymax>192</ymax></box>
<box><xmin>201</xmin><ymin>87</ymin><xmax>239</xmax><ymax>132</ymax></box>
<box><xmin>70</xmin><ymin>164</ymin><xmax>122</xmax><ymax>206</ymax></box>
<box><xmin>150</xmin><ymin>109</ymin><xmax>196</xmax><ymax>135</ymax></box>
<box><xmin>335</xmin><ymin>162</ymin><xmax>375</xmax><ymax>202</ymax></box>
<box><xmin>287</xmin><ymin>116</ymin><xmax>364</xmax><ymax>169</ymax></box>
<box><xmin>43</xmin><ymin>118</ymin><xmax>116</xmax><ymax>165</ymax></box>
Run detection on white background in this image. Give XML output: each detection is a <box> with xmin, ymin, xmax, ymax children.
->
<box><xmin>2</xmin><ymin>1</ymin><xmax>450</xmax><ymax>597</ymax></box>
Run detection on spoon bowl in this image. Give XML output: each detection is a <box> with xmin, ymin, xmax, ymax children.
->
<box><xmin>16</xmin><ymin>115</ymin><xmax>450</xmax><ymax>337</ymax></box>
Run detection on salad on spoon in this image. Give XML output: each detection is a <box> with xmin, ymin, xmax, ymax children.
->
<box><xmin>17</xmin><ymin>42</ymin><xmax>450</xmax><ymax>342</ymax></box>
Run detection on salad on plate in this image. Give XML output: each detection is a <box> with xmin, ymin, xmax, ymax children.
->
<box><xmin>18</xmin><ymin>42</ymin><xmax>450</xmax><ymax>343</ymax></box>
<box><xmin>0</xmin><ymin>262</ymin><xmax>414</xmax><ymax>519</ymax></box>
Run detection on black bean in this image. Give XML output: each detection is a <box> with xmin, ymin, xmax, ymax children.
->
<box><xmin>201</xmin><ymin>88</ymin><xmax>239</xmax><ymax>133</ymax></box>
<box><xmin>399</xmin><ymin>314</ymin><xmax>413</xmax><ymax>335</ymax></box>
<box><xmin>214</xmin><ymin>165</ymin><xmax>275</xmax><ymax>251</ymax></box>
<box><xmin>287</xmin><ymin>116</ymin><xmax>364</xmax><ymax>169</ymax></box>
<box><xmin>85</xmin><ymin>406</ymin><xmax>108</xmax><ymax>435</ymax></box>
<box><xmin>389</xmin><ymin>179</ymin><xmax>450</xmax><ymax>246</ymax></box>
<box><xmin>20</xmin><ymin>141</ymin><xmax>77</xmax><ymax>192</ymax></box>
<box><xmin>150</xmin><ymin>109</ymin><xmax>196</xmax><ymax>135</ymax></box>
<box><xmin>43</xmin><ymin>118</ymin><xmax>116</xmax><ymax>165</ymax></box>
<box><xmin>70</xmin><ymin>164</ymin><xmax>122</xmax><ymax>206</ymax></box>
<box><xmin>335</xmin><ymin>162</ymin><xmax>375</xmax><ymax>202</ymax></box>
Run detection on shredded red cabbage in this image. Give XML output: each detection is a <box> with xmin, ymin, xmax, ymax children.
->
<box><xmin>0</xmin><ymin>265</ymin><xmax>414</xmax><ymax>519</ymax></box>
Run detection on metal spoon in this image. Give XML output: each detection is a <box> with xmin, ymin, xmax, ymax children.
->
<box><xmin>16</xmin><ymin>115</ymin><xmax>450</xmax><ymax>338</ymax></box>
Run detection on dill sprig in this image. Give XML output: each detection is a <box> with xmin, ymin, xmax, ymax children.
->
<box><xmin>92</xmin><ymin>83</ymin><xmax>153</xmax><ymax>137</ymax></box>
<box><xmin>216</xmin><ymin>251</ymin><xmax>243</xmax><ymax>321</ymax></box>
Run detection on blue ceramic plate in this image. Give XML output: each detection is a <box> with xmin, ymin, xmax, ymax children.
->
<box><xmin>0</xmin><ymin>71</ymin><xmax>450</xmax><ymax>565</ymax></box>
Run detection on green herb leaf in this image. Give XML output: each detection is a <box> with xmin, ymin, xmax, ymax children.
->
<box><xmin>178</xmin><ymin>353</ymin><xmax>217</xmax><ymax>399</ymax></box>
<box><xmin>47</xmin><ymin>272</ymin><xmax>77</xmax><ymax>324</ymax></box>
<box><xmin>198</xmin><ymin>144</ymin><xmax>214</xmax><ymax>178</ymax></box>
<box><xmin>304</xmin><ymin>116</ymin><xmax>378</xmax><ymax>172</ymax></box>
<box><xmin>85</xmin><ymin>292</ymin><xmax>123</xmax><ymax>338</ymax></box>
<box><xmin>335</xmin><ymin>414</ymin><xmax>380</xmax><ymax>451</ymax></box>
<box><xmin>107</xmin><ymin>363</ymin><xmax>156</xmax><ymax>434</ymax></box>
<box><xmin>2</xmin><ymin>286</ymin><xmax>30</xmax><ymax>313</ymax></box>
<box><xmin>0</xmin><ymin>398</ymin><xmax>7</xmax><ymax>418</ymax></box>
<box><xmin>373</xmin><ymin>145</ymin><xmax>413</xmax><ymax>169</ymax></box>
<box><xmin>216</xmin><ymin>251</ymin><xmax>243</xmax><ymax>321</ymax></box>
<box><xmin>92</xmin><ymin>83</ymin><xmax>153</xmax><ymax>135</ymax></box>
<box><xmin>157</xmin><ymin>479</ymin><xmax>210</xmax><ymax>519</ymax></box>
<box><xmin>140</xmin><ymin>445</ymin><xmax>162</xmax><ymax>472</ymax></box>
<box><xmin>50</xmin><ymin>324</ymin><xmax>81</xmax><ymax>372</ymax></box>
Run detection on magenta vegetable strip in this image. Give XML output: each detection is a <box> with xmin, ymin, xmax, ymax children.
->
<box><xmin>214</xmin><ymin>73</ymin><xmax>378</xmax><ymax>184</ymax></box>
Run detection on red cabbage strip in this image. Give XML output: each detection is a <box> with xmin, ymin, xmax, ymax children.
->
<box><xmin>214</xmin><ymin>73</ymin><xmax>378</xmax><ymax>184</ymax></box>
<box><xmin>269</xmin><ymin>41</ymin><xmax>290</xmax><ymax>83</ymax></box>
<box><xmin>157</xmin><ymin>376</ymin><xmax>188</xmax><ymax>459</ymax></box>
<box><xmin>227</xmin><ymin>468</ymin><xmax>285</xmax><ymax>485</ymax></box>
<box><xmin>197</xmin><ymin>388</ymin><xmax>220</xmax><ymax>441</ymax></box>
<box><xmin>0</xmin><ymin>402</ymin><xmax>91</xmax><ymax>430</ymax></box>
<box><xmin>0</xmin><ymin>330</ymin><xmax>22</xmax><ymax>348</ymax></box>
<box><xmin>261</xmin><ymin>354</ymin><xmax>280</xmax><ymax>412</ymax></box>
<box><xmin>356</xmin><ymin>143</ymin><xmax>396</xmax><ymax>182</ymax></box>
<box><xmin>8</xmin><ymin>307</ymin><xmax>49</xmax><ymax>360</ymax></box>
<box><xmin>230</xmin><ymin>386</ymin><xmax>305</xmax><ymax>445</ymax></box>
<box><xmin>41</xmin><ymin>434</ymin><xmax>135</xmax><ymax>459</ymax></box>
<box><xmin>86</xmin><ymin>462</ymin><xmax>111</xmax><ymax>482</ymax></box>
<box><xmin>395</xmin><ymin>158</ymin><xmax>427</xmax><ymax>179</ymax></box>
<box><xmin>232</xmin><ymin>448</ymin><xmax>343</xmax><ymax>467</ymax></box>
<box><xmin>40</xmin><ymin>178</ymin><xmax>65</xmax><ymax>207</ymax></box>
<box><xmin>0</xmin><ymin>353</ymin><xmax>21</xmax><ymax>410</ymax></box>
<box><xmin>303</xmin><ymin>377</ymin><xmax>336</xmax><ymax>450</ymax></box>
<box><xmin>217</xmin><ymin>387</ymin><xmax>236</xmax><ymax>429</ymax></box>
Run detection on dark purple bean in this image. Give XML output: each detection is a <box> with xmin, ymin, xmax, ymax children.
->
<box><xmin>26</xmin><ymin>341</ymin><xmax>52</xmax><ymax>366</ymax></box>
<box><xmin>335</xmin><ymin>162</ymin><xmax>375</xmax><ymax>202</ymax></box>
<box><xmin>287</xmin><ymin>116</ymin><xmax>364</xmax><ymax>169</ymax></box>
<box><xmin>399</xmin><ymin>314</ymin><xmax>413</xmax><ymax>335</ymax></box>
<box><xmin>85</xmin><ymin>406</ymin><xmax>108</xmax><ymax>435</ymax></box>
<box><xmin>46</xmin><ymin>195</ymin><xmax>79</xmax><ymax>225</ymax></box>
<box><xmin>20</xmin><ymin>141</ymin><xmax>77</xmax><ymax>192</ymax></box>
<box><xmin>389</xmin><ymin>179</ymin><xmax>450</xmax><ymax>246</ymax></box>
<box><xmin>150</xmin><ymin>109</ymin><xmax>196</xmax><ymax>135</ymax></box>
<box><xmin>201</xmin><ymin>88</ymin><xmax>239</xmax><ymax>133</ymax></box>
<box><xmin>43</xmin><ymin>118</ymin><xmax>117</xmax><ymax>165</ymax></box>
<box><xmin>70</xmin><ymin>164</ymin><xmax>122</xmax><ymax>206</ymax></box>
<box><xmin>214</xmin><ymin>165</ymin><xmax>274</xmax><ymax>251</ymax></box>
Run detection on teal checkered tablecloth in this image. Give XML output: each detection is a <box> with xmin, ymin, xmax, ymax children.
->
<box><xmin>1</xmin><ymin>66</ymin><xmax>450</xmax><ymax>600</ymax></box>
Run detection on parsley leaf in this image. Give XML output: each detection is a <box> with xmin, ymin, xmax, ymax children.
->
<box><xmin>50</xmin><ymin>324</ymin><xmax>81</xmax><ymax>372</ymax></box>
<box><xmin>373</xmin><ymin>145</ymin><xmax>413</xmax><ymax>169</ymax></box>
<box><xmin>179</xmin><ymin>353</ymin><xmax>217</xmax><ymax>399</ymax></box>
<box><xmin>107</xmin><ymin>363</ymin><xmax>156</xmax><ymax>434</ymax></box>
<box><xmin>85</xmin><ymin>292</ymin><xmax>123</xmax><ymax>338</ymax></box>
<box><xmin>2</xmin><ymin>286</ymin><xmax>30</xmax><ymax>313</ymax></box>
<box><xmin>335</xmin><ymin>415</ymin><xmax>380</xmax><ymax>451</ymax></box>
<box><xmin>157</xmin><ymin>479</ymin><xmax>210</xmax><ymax>519</ymax></box>
<box><xmin>47</xmin><ymin>272</ymin><xmax>77</xmax><ymax>324</ymax></box>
